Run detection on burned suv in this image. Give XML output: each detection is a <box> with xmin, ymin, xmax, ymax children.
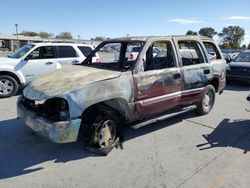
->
<box><xmin>18</xmin><ymin>36</ymin><xmax>226</xmax><ymax>154</ymax></box>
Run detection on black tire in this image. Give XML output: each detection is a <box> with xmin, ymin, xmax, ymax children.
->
<box><xmin>195</xmin><ymin>85</ymin><xmax>215</xmax><ymax>115</ymax></box>
<box><xmin>0</xmin><ymin>75</ymin><xmax>19</xmax><ymax>98</ymax></box>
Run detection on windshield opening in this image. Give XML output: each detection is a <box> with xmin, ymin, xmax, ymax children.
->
<box><xmin>81</xmin><ymin>41</ymin><xmax>145</xmax><ymax>71</ymax></box>
<box><xmin>8</xmin><ymin>44</ymin><xmax>35</xmax><ymax>59</ymax></box>
<box><xmin>233</xmin><ymin>52</ymin><xmax>250</xmax><ymax>62</ymax></box>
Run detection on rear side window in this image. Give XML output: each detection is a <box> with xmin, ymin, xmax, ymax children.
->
<box><xmin>57</xmin><ymin>46</ymin><xmax>77</xmax><ymax>58</ymax></box>
<box><xmin>78</xmin><ymin>46</ymin><xmax>93</xmax><ymax>57</ymax></box>
<box><xmin>203</xmin><ymin>42</ymin><xmax>222</xmax><ymax>61</ymax></box>
<box><xmin>178</xmin><ymin>41</ymin><xmax>205</xmax><ymax>66</ymax></box>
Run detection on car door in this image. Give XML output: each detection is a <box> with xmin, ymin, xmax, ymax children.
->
<box><xmin>55</xmin><ymin>45</ymin><xmax>81</xmax><ymax>66</ymax></box>
<box><xmin>133</xmin><ymin>40</ymin><xmax>182</xmax><ymax>118</ymax></box>
<box><xmin>18</xmin><ymin>46</ymin><xmax>57</xmax><ymax>83</ymax></box>
<box><xmin>173</xmin><ymin>38</ymin><xmax>213</xmax><ymax>104</ymax></box>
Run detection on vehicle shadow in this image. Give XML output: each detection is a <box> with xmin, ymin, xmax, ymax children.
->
<box><xmin>225</xmin><ymin>83</ymin><xmax>250</xmax><ymax>91</ymax></box>
<box><xmin>123</xmin><ymin>111</ymin><xmax>197</xmax><ymax>142</ymax></box>
<box><xmin>0</xmin><ymin>110</ymin><xmax>197</xmax><ymax>180</ymax></box>
<box><xmin>0</xmin><ymin>118</ymin><xmax>97</xmax><ymax>180</ymax></box>
<box><xmin>196</xmin><ymin>118</ymin><xmax>250</xmax><ymax>154</ymax></box>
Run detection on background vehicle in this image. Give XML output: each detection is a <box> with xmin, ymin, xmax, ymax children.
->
<box><xmin>0</xmin><ymin>43</ymin><xmax>99</xmax><ymax>97</ymax></box>
<box><xmin>226</xmin><ymin>50</ymin><xmax>250</xmax><ymax>84</ymax></box>
<box><xmin>223</xmin><ymin>53</ymin><xmax>232</xmax><ymax>63</ymax></box>
<box><xmin>115</xmin><ymin>45</ymin><xmax>160</xmax><ymax>61</ymax></box>
<box><xmin>18</xmin><ymin>36</ymin><xmax>226</xmax><ymax>155</ymax></box>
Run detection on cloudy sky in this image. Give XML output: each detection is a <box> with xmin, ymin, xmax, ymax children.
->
<box><xmin>1</xmin><ymin>0</ymin><xmax>250</xmax><ymax>44</ymax></box>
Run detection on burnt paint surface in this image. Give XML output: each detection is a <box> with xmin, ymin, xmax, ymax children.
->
<box><xmin>17</xmin><ymin>97</ymin><xmax>81</xmax><ymax>143</ymax></box>
<box><xmin>18</xmin><ymin>36</ymin><xmax>226</xmax><ymax>144</ymax></box>
<box><xmin>134</xmin><ymin>68</ymin><xmax>182</xmax><ymax>118</ymax></box>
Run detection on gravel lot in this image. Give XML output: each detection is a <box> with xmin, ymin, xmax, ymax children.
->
<box><xmin>0</xmin><ymin>83</ymin><xmax>249</xmax><ymax>188</ymax></box>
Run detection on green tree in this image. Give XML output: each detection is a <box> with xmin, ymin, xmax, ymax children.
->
<box><xmin>91</xmin><ymin>36</ymin><xmax>106</xmax><ymax>41</ymax></box>
<box><xmin>21</xmin><ymin>31</ymin><xmax>39</xmax><ymax>36</ymax></box>
<box><xmin>198</xmin><ymin>27</ymin><xmax>217</xmax><ymax>38</ymax></box>
<box><xmin>219</xmin><ymin>26</ymin><xmax>245</xmax><ymax>49</ymax></box>
<box><xmin>56</xmin><ymin>32</ymin><xmax>73</xmax><ymax>39</ymax></box>
<box><xmin>247</xmin><ymin>43</ymin><xmax>250</xmax><ymax>49</ymax></box>
<box><xmin>39</xmin><ymin>32</ymin><xmax>54</xmax><ymax>38</ymax></box>
<box><xmin>186</xmin><ymin>30</ymin><xmax>198</xmax><ymax>35</ymax></box>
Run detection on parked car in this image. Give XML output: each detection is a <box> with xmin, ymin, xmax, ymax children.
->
<box><xmin>17</xmin><ymin>36</ymin><xmax>226</xmax><ymax>155</ymax></box>
<box><xmin>226</xmin><ymin>50</ymin><xmax>250</xmax><ymax>84</ymax></box>
<box><xmin>115</xmin><ymin>46</ymin><xmax>160</xmax><ymax>61</ymax></box>
<box><xmin>0</xmin><ymin>43</ymin><xmax>99</xmax><ymax>98</ymax></box>
<box><xmin>223</xmin><ymin>53</ymin><xmax>232</xmax><ymax>63</ymax></box>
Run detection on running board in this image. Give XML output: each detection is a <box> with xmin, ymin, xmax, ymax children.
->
<box><xmin>131</xmin><ymin>105</ymin><xmax>196</xmax><ymax>129</ymax></box>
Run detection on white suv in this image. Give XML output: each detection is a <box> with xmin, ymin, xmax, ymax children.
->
<box><xmin>0</xmin><ymin>43</ymin><xmax>99</xmax><ymax>98</ymax></box>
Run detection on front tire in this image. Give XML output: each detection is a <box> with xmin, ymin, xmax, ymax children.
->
<box><xmin>195</xmin><ymin>85</ymin><xmax>215</xmax><ymax>115</ymax></box>
<box><xmin>0</xmin><ymin>75</ymin><xmax>19</xmax><ymax>98</ymax></box>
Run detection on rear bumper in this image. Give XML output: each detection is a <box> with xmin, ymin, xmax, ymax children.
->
<box><xmin>17</xmin><ymin>97</ymin><xmax>81</xmax><ymax>143</ymax></box>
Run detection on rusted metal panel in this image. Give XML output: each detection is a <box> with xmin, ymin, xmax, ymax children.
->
<box><xmin>134</xmin><ymin>68</ymin><xmax>182</xmax><ymax>117</ymax></box>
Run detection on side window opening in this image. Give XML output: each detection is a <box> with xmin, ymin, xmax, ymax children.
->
<box><xmin>29</xmin><ymin>46</ymin><xmax>56</xmax><ymax>59</ymax></box>
<box><xmin>178</xmin><ymin>41</ymin><xmax>205</xmax><ymax>66</ymax></box>
<box><xmin>145</xmin><ymin>41</ymin><xmax>176</xmax><ymax>71</ymax></box>
<box><xmin>57</xmin><ymin>46</ymin><xmax>77</xmax><ymax>58</ymax></box>
<box><xmin>203</xmin><ymin>42</ymin><xmax>222</xmax><ymax>61</ymax></box>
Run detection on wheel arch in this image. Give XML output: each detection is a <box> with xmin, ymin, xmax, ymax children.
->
<box><xmin>208</xmin><ymin>77</ymin><xmax>219</xmax><ymax>93</ymax></box>
<box><xmin>80</xmin><ymin>97</ymin><xmax>133</xmax><ymax>124</ymax></box>
<box><xmin>0</xmin><ymin>71</ymin><xmax>21</xmax><ymax>85</ymax></box>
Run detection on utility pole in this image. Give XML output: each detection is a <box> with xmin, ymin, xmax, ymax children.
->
<box><xmin>15</xmin><ymin>24</ymin><xmax>18</xmax><ymax>39</ymax></box>
<box><xmin>77</xmin><ymin>35</ymin><xmax>80</xmax><ymax>43</ymax></box>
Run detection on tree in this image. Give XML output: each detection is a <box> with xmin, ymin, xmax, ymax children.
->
<box><xmin>186</xmin><ymin>30</ymin><xmax>198</xmax><ymax>35</ymax></box>
<box><xmin>219</xmin><ymin>26</ymin><xmax>245</xmax><ymax>49</ymax></box>
<box><xmin>198</xmin><ymin>27</ymin><xmax>217</xmax><ymax>38</ymax></box>
<box><xmin>39</xmin><ymin>32</ymin><xmax>54</xmax><ymax>38</ymax></box>
<box><xmin>56</xmin><ymin>32</ymin><xmax>73</xmax><ymax>39</ymax></box>
<box><xmin>247</xmin><ymin>43</ymin><xmax>250</xmax><ymax>49</ymax></box>
<box><xmin>21</xmin><ymin>31</ymin><xmax>39</xmax><ymax>36</ymax></box>
<box><xmin>91</xmin><ymin>36</ymin><xmax>106</xmax><ymax>41</ymax></box>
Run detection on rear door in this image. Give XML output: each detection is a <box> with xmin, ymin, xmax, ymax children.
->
<box><xmin>55</xmin><ymin>45</ymin><xmax>80</xmax><ymax>66</ymax></box>
<box><xmin>173</xmin><ymin>37</ymin><xmax>212</xmax><ymax>104</ymax></box>
<box><xmin>133</xmin><ymin>39</ymin><xmax>182</xmax><ymax>118</ymax></box>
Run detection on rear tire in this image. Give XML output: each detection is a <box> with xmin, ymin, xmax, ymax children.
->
<box><xmin>195</xmin><ymin>85</ymin><xmax>215</xmax><ymax>115</ymax></box>
<box><xmin>0</xmin><ymin>75</ymin><xmax>19</xmax><ymax>98</ymax></box>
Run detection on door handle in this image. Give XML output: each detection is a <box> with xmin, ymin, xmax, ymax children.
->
<box><xmin>45</xmin><ymin>62</ymin><xmax>54</xmax><ymax>65</ymax></box>
<box><xmin>203</xmin><ymin>69</ymin><xmax>210</xmax><ymax>74</ymax></box>
<box><xmin>173</xmin><ymin>73</ymin><xmax>181</xmax><ymax>80</ymax></box>
<box><xmin>72</xmin><ymin>60</ymin><xmax>80</xmax><ymax>64</ymax></box>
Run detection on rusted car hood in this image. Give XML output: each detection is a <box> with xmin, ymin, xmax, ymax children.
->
<box><xmin>23</xmin><ymin>65</ymin><xmax>121</xmax><ymax>100</ymax></box>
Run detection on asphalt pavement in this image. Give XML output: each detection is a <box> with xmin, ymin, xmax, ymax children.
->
<box><xmin>0</xmin><ymin>84</ymin><xmax>249</xmax><ymax>188</ymax></box>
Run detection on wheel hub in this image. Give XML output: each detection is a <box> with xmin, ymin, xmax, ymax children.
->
<box><xmin>98</xmin><ymin>120</ymin><xmax>116</xmax><ymax>148</ymax></box>
<box><xmin>203</xmin><ymin>91</ymin><xmax>213</xmax><ymax>109</ymax></box>
<box><xmin>0</xmin><ymin>79</ymin><xmax>14</xmax><ymax>95</ymax></box>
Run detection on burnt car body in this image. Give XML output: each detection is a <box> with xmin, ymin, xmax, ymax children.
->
<box><xmin>17</xmin><ymin>36</ymin><xmax>226</xmax><ymax>153</ymax></box>
<box><xmin>227</xmin><ymin>50</ymin><xmax>250</xmax><ymax>84</ymax></box>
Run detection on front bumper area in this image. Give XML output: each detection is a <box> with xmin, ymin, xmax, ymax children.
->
<box><xmin>17</xmin><ymin>97</ymin><xmax>81</xmax><ymax>143</ymax></box>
